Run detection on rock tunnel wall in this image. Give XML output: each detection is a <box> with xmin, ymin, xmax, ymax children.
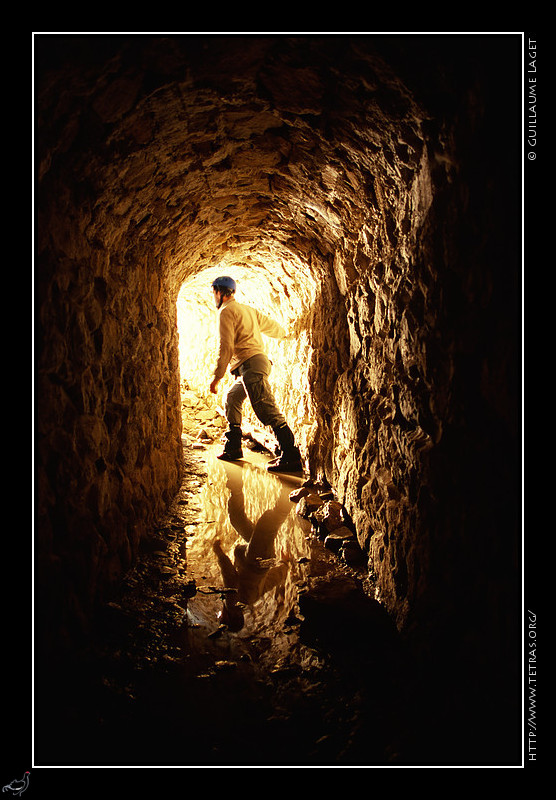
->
<box><xmin>35</xmin><ymin>35</ymin><xmax>521</xmax><ymax>667</ymax></box>
<box><xmin>35</xmin><ymin>236</ymin><xmax>184</xmax><ymax>641</ymax></box>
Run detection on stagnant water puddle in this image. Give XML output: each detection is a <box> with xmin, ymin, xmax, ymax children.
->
<box><xmin>39</xmin><ymin>440</ymin><xmax>413</xmax><ymax>768</ymax></box>
<box><xmin>183</xmin><ymin>446</ymin><xmax>310</xmax><ymax>646</ymax></box>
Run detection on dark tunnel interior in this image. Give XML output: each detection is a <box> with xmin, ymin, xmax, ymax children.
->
<box><xmin>30</xmin><ymin>33</ymin><xmax>524</xmax><ymax>770</ymax></box>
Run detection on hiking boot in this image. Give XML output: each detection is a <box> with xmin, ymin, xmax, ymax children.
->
<box><xmin>267</xmin><ymin>424</ymin><xmax>303</xmax><ymax>473</ymax></box>
<box><xmin>217</xmin><ymin>450</ymin><xmax>243</xmax><ymax>462</ymax></box>
<box><xmin>266</xmin><ymin>450</ymin><xmax>304</xmax><ymax>473</ymax></box>
<box><xmin>217</xmin><ymin>425</ymin><xmax>243</xmax><ymax>461</ymax></box>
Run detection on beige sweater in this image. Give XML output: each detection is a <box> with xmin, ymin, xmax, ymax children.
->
<box><xmin>214</xmin><ymin>297</ymin><xmax>286</xmax><ymax>379</ymax></box>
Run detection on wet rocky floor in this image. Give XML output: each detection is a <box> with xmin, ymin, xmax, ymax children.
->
<box><xmin>36</xmin><ymin>432</ymin><xmax>427</xmax><ymax>768</ymax></box>
<box><xmin>33</xmin><ymin>391</ymin><xmax>522</xmax><ymax>770</ymax></box>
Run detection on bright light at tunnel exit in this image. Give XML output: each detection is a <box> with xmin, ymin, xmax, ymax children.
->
<box><xmin>176</xmin><ymin>264</ymin><xmax>316</xmax><ymax>446</ymax></box>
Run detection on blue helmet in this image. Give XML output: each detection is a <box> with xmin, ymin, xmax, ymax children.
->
<box><xmin>211</xmin><ymin>276</ymin><xmax>236</xmax><ymax>293</ymax></box>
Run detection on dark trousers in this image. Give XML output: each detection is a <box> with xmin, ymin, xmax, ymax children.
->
<box><xmin>225</xmin><ymin>353</ymin><xmax>286</xmax><ymax>429</ymax></box>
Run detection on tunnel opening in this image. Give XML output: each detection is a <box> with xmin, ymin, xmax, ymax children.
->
<box><xmin>176</xmin><ymin>259</ymin><xmax>317</xmax><ymax>457</ymax></box>
<box><xmin>33</xmin><ymin>33</ymin><xmax>523</xmax><ymax>768</ymax></box>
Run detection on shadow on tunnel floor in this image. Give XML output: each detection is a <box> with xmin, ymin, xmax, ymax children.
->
<box><xmin>33</xmin><ymin>445</ymin><xmax>522</xmax><ymax>768</ymax></box>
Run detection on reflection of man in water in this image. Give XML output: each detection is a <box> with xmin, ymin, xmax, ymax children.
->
<box><xmin>212</xmin><ymin>461</ymin><xmax>294</xmax><ymax>631</ymax></box>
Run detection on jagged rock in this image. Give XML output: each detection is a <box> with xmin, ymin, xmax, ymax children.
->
<box><xmin>340</xmin><ymin>540</ymin><xmax>367</xmax><ymax>568</ymax></box>
<box><xmin>298</xmin><ymin>574</ymin><xmax>398</xmax><ymax>653</ymax></box>
<box><xmin>295</xmin><ymin>494</ymin><xmax>324</xmax><ymax>519</ymax></box>
<box><xmin>323</xmin><ymin>527</ymin><xmax>355</xmax><ymax>553</ymax></box>
<box><xmin>289</xmin><ymin>487</ymin><xmax>311</xmax><ymax>502</ymax></box>
<box><xmin>155</xmin><ymin>565</ymin><xmax>179</xmax><ymax>580</ymax></box>
<box><xmin>313</xmin><ymin>500</ymin><xmax>346</xmax><ymax>533</ymax></box>
<box><xmin>214</xmin><ymin>660</ymin><xmax>237</xmax><ymax>672</ymax></box>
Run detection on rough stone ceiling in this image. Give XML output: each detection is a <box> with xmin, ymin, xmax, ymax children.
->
<box><xmin>36</xmin><ymin>34</ymin><xmax>427</xmax><ymax>301</ymax></box>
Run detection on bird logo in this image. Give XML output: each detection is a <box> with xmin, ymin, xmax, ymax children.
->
<box><xmin>2</xmin><ymin>772</ymin><xmax>30</xmax><ymax>797</ymax></box>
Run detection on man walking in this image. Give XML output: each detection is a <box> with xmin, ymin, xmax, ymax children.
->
<box><xmin>209</xmin><ymin>275</ymin><xmax>303</xmax><ymax>473</ymax></box>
